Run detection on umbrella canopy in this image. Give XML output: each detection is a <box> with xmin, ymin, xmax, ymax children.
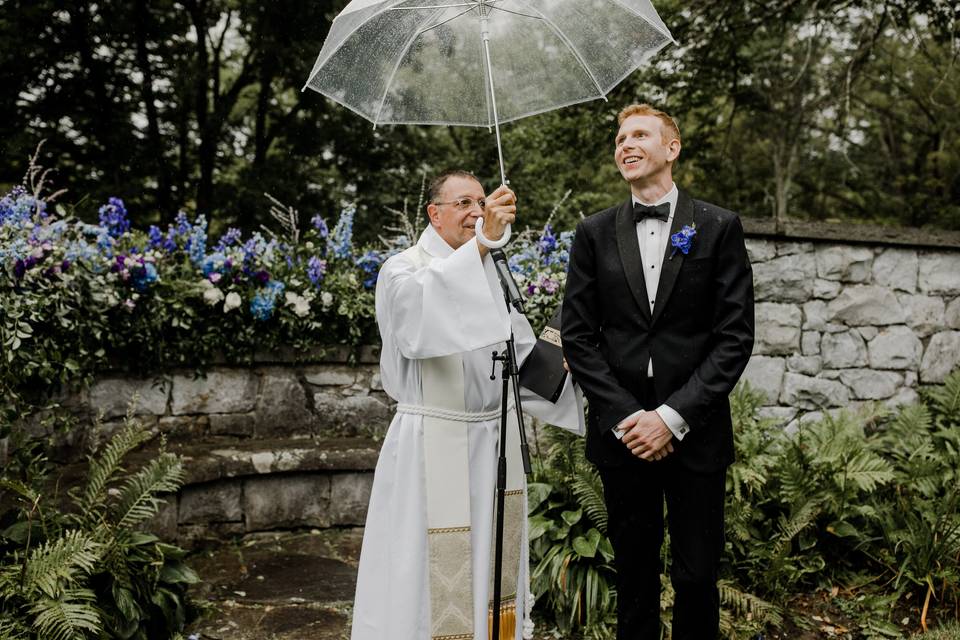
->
<box><xmin>303</xmin><ymin>0</ymin><xmax>675</xmax><ymax>128</ymax></box>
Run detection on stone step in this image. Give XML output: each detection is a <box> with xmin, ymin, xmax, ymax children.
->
<box><xmin>54</xmin><ymin>436</ymin><xmax>382</xmax><ymax>543</ymax></box>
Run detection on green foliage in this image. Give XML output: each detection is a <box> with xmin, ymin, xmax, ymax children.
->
<box><xmin>528</xmin><ymin>428</ymin><xmax>617</xmax><ymax>638</ymax></box>
<box><xmin>0</xmin><ymin>409</ymin><xmax>198</xmax><ymax>640</ymax></box>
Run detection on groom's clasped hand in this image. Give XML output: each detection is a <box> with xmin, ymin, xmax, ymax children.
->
<box><xmin>617</xmin><ymin>411</ymin><xmax>675</xmax><ymax>461</ymax></box>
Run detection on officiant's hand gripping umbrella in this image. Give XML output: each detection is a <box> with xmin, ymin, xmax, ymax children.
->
<box><xmin>303</xmin><ymin>1</ymin><xmax>674</xmax><ymax>636</ymax></box>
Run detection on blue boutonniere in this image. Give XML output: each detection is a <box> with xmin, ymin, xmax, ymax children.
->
<box><xmin>669</xmin><ymin>223</ymin><xmax>696</xmax><ymax>259</ymax></box>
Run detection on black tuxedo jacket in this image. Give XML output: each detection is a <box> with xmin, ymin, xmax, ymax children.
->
<box><xmin>562</xmin><ymin>189</ymin><xmax>755</xmax><ymax>472</ymax></box>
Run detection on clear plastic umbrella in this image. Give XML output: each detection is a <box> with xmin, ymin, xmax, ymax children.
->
<box><xmin>303</xmin><ymin>0</ymin><xmax>674</xmax><ymax>244</ymax></box>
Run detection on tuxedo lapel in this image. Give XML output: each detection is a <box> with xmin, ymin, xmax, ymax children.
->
<box><xmin>651</xmin><ymin>189</ymin><xmax>695</xmax><ymax>326</ymax></box>
<box><xmin>615</xmin><ymin>198</ymin><xmax>652</xmax><ymax>323</ymax></box>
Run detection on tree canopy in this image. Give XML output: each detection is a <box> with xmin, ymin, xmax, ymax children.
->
<box><xmin>1</xmin><ymin>0</ymin><xmax>957</xmax><ymax>239</ymax></box>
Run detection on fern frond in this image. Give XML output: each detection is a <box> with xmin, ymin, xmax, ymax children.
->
<box><xmin>0</xmin><ymin>618</ymin><xmax>30</xmax><ymax>640</ymax></box>
<box><xmin>112</xmin><ymin>453</ymin><xmax>184</xmax><ymax>530</ymax></box>
<box><xmin>719</xmin><ymin>580</ymin><xmax>784</xmax><ymax>626</ymax></box>
<box><xmin>773</xmin><ymin>501</ymin><xmax>820</xmax><ymax>559</ymax></box>
<box><xmin>569</xmin><ymin>448</ymin><xmax>608</xmax><ymax>534</ymax></box>
<box><xmin>928</xmin><ymin>368</ymin><xmax>960</xmax><ymax>426</ymax></box>
<box><xmin>22</xmin><ymin>530</ymin><xmax>100</xmax><ymax>599</ymax></box>
<box><xmin>76</xmin><ymin>418</ymin><xmax>153</xmax><ymax>517</ymax></box>
<box><xmin>837</xmin><ymin>450</ymin><xmax>894</xmax><ymax>492</ymax></box>
<box><xmin>28</xmin><ymin>588</ymin><xmax>101</xmax><ymax>640</ymax></box>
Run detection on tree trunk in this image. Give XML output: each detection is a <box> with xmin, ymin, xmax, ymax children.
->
<box><xmin>132</xmin><ymin>0</ymin><xmax>172</xmax><ymax>214</ymax></box>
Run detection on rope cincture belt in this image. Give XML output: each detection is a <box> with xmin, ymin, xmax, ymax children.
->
<box><xmin>396</xmin><ymin>403</ymin><xmax>509</xmax><ymax>423</ymax></box>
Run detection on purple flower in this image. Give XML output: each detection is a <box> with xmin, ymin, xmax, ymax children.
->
<box><xmin>13</xmin><ymin>259</ymin><xmax>26</xmax><ymax>280</ymax></box>
<box><xmin>254</xmin><ymin>270</ymin><xmax>270</xmax><ymax>285</ymax></box>
<box><xmin>311</xmin><ymin>214</ymin><xmax>329</xmax><ymax>238</ymax></box>
<box><xmin>670</xmin><ymin>223</ymin><xmax>697</xmax><ymax>259</ymax></box>
<box><xmin>307</xmin><ymin>256</ymin><xmax>327</xmax><ymax>287</ymax></box>
<box><xmin>541</xmin><ymin>278</ymin><xmax>558</xmax><ymax>294</ymax></box>
<box><xmin>215</xmin><ymin>227</ymin><xmax>243</xmax><ymax>251</ymax></box>
<box><xmin>538</xmin><ymin>224</ymin><xmax>557</xmax><ymax>258</ymax></box>
<box><xmin>98</xmin><ymin>197</ymin><xmax>130</xmax><ymax>238</ymax></box>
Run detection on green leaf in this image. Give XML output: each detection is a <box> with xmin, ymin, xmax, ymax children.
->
<box><xmin>572</xmin><ymin>528</ymin><xmax>601</xmax><ymax>559</ymax></box>
<box><xmin>826</xmin><ymin>520</ymin><xmax>860</xmax><ymax>538</ymax></box>
<box><xmin>561</xmin><ymin>508</ymin><xmax>582</xmax><ymax>526</ymax></box>
<box><xmin>527</xmin><ymin>482</ymin><xmax>552</xmax><ymax>513</ymax></box>
<box><xmin>160</xmin><ymin>561</ymin><xmax>200</xmax><ymax>585</ymax></box>
<box><xmin>528</xmin><ymin>515</ymin><xmax>554</xmax><ymax>542</ymax></box>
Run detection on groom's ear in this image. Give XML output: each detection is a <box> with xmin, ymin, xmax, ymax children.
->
<box><xmin>666</xmin><ymin>137</ymin><xmax>681</xmax><ymax>163</ymax></box>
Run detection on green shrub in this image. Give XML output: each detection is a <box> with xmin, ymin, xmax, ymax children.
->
<box><xmin>0</xmin><ymin>407</ymin><xmax>198</xmax><ymax>639</ymax></box>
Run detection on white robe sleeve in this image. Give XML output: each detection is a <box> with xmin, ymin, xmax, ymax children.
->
<box><xmin>510</xmin><ymin>304</ymin><xmax>586</xmax><ymax>436</ymax></box>
<box><xmin>376</xmin><ymin>238</ymin><xmax>512</xmax><ymax>360</ymax></box>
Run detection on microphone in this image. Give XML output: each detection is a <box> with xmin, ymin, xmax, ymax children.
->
<box><xmin>490</xmin><ymin>248</ymin><xmax>525</xmax><ymax>314</ymax></box>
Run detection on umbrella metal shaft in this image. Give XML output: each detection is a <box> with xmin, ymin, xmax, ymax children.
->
<box><xmin>479</xmin><ymin>5</ymin><xmax>508</xmax><ymax>186</ymax></box>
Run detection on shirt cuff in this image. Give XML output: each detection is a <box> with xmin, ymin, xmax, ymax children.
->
<box><xmin>611</xmin><ymin>409</ymin><xmax>643</xmax><ymax>440</ymax></box>
<box><xmin>655</xmin><ymin>404</ymin><xmax>690</xmax><ymax>441</ymax></box>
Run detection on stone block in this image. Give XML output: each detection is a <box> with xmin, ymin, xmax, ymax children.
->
<box><xmin>754</xmin><ymin>303</ymin><xmax>802</xmax><ymax>355</ymax></box>
<box><xmin>329</xmin><ymin>473</ymin><xmax>374</xmax><ymax>526</ymax></box>
<box><xmin>802</xmin><ymin>301</ymin><xmax>828</xmax><ymax>331</ymax></box>
<box><xmin>753</xmin><ymin>253</ymin><xmax>816</xmax><ymax>303</ymax></box>
<box><xmin>312</xmin><ymin>391</ymin><xmax>392</xmax><ymax>435</ymax></box>
<box><xmin>887</xmin><ymin>387</ymin><xmax>919</xmax><ymax>409</ymax></box>
<box><xmin>158</xmin><ymin>415</ymin><xmax>203</xmax><ymax>439</ymax></box>
<box><xmin>746</xmin><ymin>239</ymin><xmax>777</xmax><ymax>263</ymax></box>
<box><xmin>143</xmin><ymin>495</ymin><xmax>179</xmax><ymax>540</ymax></box>
<box><xmin>801</xmin><ymin>331</ymin><xmax>821</xmax><ymax>356</ymax></box>
<box><xmin>780</xmin><ymin>373</ymin><xmax>850</xmax><ymax>410</ymax></box>
<box><xmin>868</xmin><ymin>326</ymin><xmax>922</xmax><ymax>370</ymax></box>
<box><xmin>918</xmin><ymin>253</ymin><xmax>960</xmax><ymax>295</ymax></box>
<box><xmin>787</xmin><ymin>355</ymin><xmax>822</xmax><ymax>375</ymax></box>
<box><xmin>898</xmin><ymin>294</ymin><xmax>945</xmax><ymax>338</ymax></box>
<box><xmin>171</xmin><ymin>371</ymin><xmax>258</xmax><ymax>415</ymax></box>
<box><xmin>370</xmin><ymin>373</ymin><xmax>383</xmax><ymax>392</ymax></box>
<box><xmin>243</xmin><ymin>475</ymin><xmax>332</xmax><ymax>531</ymax></box>
<box><xmin>826</xmin><ymin>285</ymin><xmax>905</xmax><ymax>326</ymax></box>
<box><xmin>89</xmin><ymin>377</ymin><xmax>170</xmax><ymax>419</ymax></box>
<box><xmin>303</xmin><ymin>366</ymin><xmax>358</xmax><ymax>387</ymax></box>
<box><xmin>256</xmin><ymin>372</ymin><xmax>314</xmax><ymax>438</ymax></box>
<box><xmin>776</xmin><ymin>241</ymin><xmax>814</xmax><ymax>256</ymax></box>
<box><xmin>179</xmin><ymin>480</ymin><xmax>243</xmax><ymax>524</ymax></box>
<box><xmin>209</xmin><ymin>413</ymin><xmax>256</xmax><ymax>437</ymax></box>
<box><xmin>946</xmin><ymin>298</ymin><xmax>960</xmax><ymax>330</ymax></box>
<box><xmin>816</xmin><ymin>246</ymin><xmax>874</xmax><ymax>282</ymax></box>
<box><xmin>757</xmin><ymin>406</ymin><xmax>799</xmax><ymax>427</ymax></box>
<box><xmin>873</xmin><ymin>248</ymin><xmax>918</xmax><ymax>293</ymax></box>
<box><xmin>813</xmin><ymin>279</ymin><xmax>843</xmax><ymax>299</ymax></box>
<box><xmin>821</xmin><ymin>331</ymin><xmax>868</xmax><ymax>369</ymax></box>
<box><xmin>838</xmin><ymin>369</ymin><xmax>903</xmax><ymax>400</ymax></box>
<box><xmin>740</xmin><ymin>356</ymin><xmax>786</xmax><ymax>404</ymax></box>
<box><xmin>920</xmin><ymin>331</ymin><xmax>960</xmax><ymax>383</ymax></box>
<box><xmin>857</xmin><ymin>327</ymin><xmax>879</xmax><ymax>341</ymax></box>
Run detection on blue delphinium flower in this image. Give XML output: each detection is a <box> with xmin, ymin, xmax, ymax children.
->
<box><xmin>129</xmin><ymin>260</ymin><xmax>158</xmax><ymax>292</ymax></box>
<box><xmin>215</xmin><ymin>227</ymin><xmax>243</xmax><ymax>251</ymax></box>
<box><xmin>175</xmin><ymin>211</ymin><xmax>191</xmax><ymax>236</ymax></box>
<box><xmin>202</xmin><ymin>252</ymin><xmax>227</xmax><ymax>277</ymax></box>
<box><xmin>0</xmin><ymin>187</ymin><xmax>45</xmax><ymax>227</ymax></box>
<box><xmin>311</xmin><ymin>214</ymin><xmax>329</xmax><ymax>239</ymax></box>
<box><xmin>249</xmin><ymin>279</ymin><xmax>285</xmax><ymax>321</ymax></box>
<box><xmin>186</xmin><ymin>215</ymin><xmax>207</xmax><ymax>265</ymax></box>
<box><xmin>670</xmin><ymin>223</ymin><xmax>697</xmax><ymax>258</ymax></box>
<box><xmin>328</xmin><ymin>206</ymin><xmax>355</xmax><ymax>260</ymax></box>
<box><xmin>355</xmin><ymin>250</ymin><xmax>383</xmax><ymax>289</ymax></box>
<box><xmin>98</xmin><ymin>197</ymin><xmax>130</xmax><ymax>238</ymax></box>
<box><xmin>307</xmin><ymin>256</ymin><xmax>327</xmax><ymax>287</ymax></box>
<box><xmin>538</xmin><ymin>224</ymin><xmax>557</xmax><ymax>259</ymax></box>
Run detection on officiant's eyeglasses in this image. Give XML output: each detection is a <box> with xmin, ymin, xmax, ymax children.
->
<box><xmin>433</xmin><ymin>197</ymin><xmax>485</xmax><ymax>211</ymax></box>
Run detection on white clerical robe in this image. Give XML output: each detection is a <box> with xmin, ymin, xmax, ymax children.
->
<box><xmin>350</xmin><ymin>225</ymin><xmax>585</xmax><ymax>640</ymax></box>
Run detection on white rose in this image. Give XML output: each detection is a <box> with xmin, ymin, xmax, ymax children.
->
<box><xmin>199</xmin><ymin>279</ymin><xmax>214</xmax><ymax>290</ymax></box>
<box><xmin>321</xmin><ymin>291</ymin><xmax>334</xmax><ymax>309</ymax></box>
<box><xmin>223</xmin><ymin>291</ymin><xmax>242</xmax><ymax>312</ymax></box>
<box><xmin>293</xmin><ymin>297</ymin><xmax>311</xmax><ymax>318</ymax></box>
<box><xmin>203</xmin><ymin>287</ymin><xmax>225</xmax><ymax>306</ymax></box>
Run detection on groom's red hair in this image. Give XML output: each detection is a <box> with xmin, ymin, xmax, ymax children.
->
<box><xmin>617</xmin><ymin>104</ymin><xmax>681</xmax><ymax>145</ymax></box>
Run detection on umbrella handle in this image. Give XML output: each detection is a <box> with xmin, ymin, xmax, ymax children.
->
<box><xmin>474</xmin><ymin>218</ymin><xmax>511</xmax><ymax>248</ymax></box>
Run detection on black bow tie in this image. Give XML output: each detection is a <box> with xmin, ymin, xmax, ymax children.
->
<box><xmin>633</xmin><ymin>202</ymin><xmax>670</xmax><ymax>223</ymax></box>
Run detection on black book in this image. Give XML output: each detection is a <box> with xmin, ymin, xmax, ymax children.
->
<box><xmin>519</xmin><ymin>306</ymin><xmax>567</xmax><ymax>403</ymax></box>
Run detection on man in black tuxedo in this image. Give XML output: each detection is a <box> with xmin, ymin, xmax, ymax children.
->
<box><xmin>562</xmin><ymin>104</ymin><xmax>755</xmax><ymax>639</ymax></box>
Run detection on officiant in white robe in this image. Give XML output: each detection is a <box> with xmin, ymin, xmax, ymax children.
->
<box><xmin>350</xmin><ymin>171</ymin><xmax>585</xmax><ymax>640</ymax></box>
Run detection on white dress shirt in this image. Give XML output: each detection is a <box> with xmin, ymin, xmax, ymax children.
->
<box><xmin>613</xmin><ymin>183</ymin><xmax>690</xmax><ymax>441</ymax></box>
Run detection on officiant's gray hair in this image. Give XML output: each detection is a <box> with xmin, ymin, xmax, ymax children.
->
<box><xmin>617</xmin><ymin>104</ymin><xmax>681</xmax><ymax>145</ymax></box>
<box><xmin>427</xmin><ymin>169</ymin><xmax>480</xmax><ymax>204</ymax></box>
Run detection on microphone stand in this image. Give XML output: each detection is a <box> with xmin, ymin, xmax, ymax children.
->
<box><xmin>488</xmin><ymin>250</ymin><xmax>532</xmax><ymax>640</ymax></box>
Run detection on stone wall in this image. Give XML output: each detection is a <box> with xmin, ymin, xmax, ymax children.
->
<box><xmin>8</xmin><ymin>222</ymin><xmax>960</xmax><ymax>539</ymax></box>
<box><xmin>740</xmin><ymin>235</ymin><xmax>960</xmax><ymax>431</ymax></box>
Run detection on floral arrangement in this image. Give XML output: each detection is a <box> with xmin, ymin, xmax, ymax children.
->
<box><xmin>0</xmin><ymin>161</ymin><xmax>571</xmax><ymax>432</ymax></box>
